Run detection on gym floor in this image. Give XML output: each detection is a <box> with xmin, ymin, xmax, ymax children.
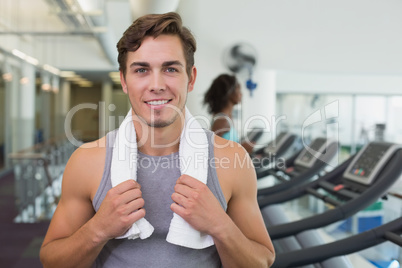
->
<box><xmin>0</xmin><ymin>169</ymin><xmax>49</xmax><ymax>267</ymax></box>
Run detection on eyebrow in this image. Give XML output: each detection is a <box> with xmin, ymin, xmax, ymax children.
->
<box><xmin>129</xmin><ymin>62</ymin><xmax>150</xmax><ymax>69</ymax></box>
<box><xmin>129</xmin><ymin>60</ymin><xmax>184</xmax><ymax>69</ymax></box>
<box><xmin>162</xmin><ymin>61</ymin><xmax>184</xmax><ymax>68</ymax></box>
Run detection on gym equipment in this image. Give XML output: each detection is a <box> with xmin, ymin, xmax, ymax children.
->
<box><xmin>271</xmin><ymin>215</ymin><xmax>402</xmax><ymax>267</ymax></box>
<box><xmin>241</xmin><ymin>127</ymin><xmax>264</xmax><ymax>144</ymax></box>
<box><xmin>252</xmin><ymin>132</ymin><xmax>302</xmax><ymax>171</ymax></box>
<box><xmin>266</xmin><ymin>204</ymin><xmax>353</xmax><ymax>268</ymax></box>
<box><xmin>260</xmin><ymin>141</ymin><xmax>402</xmax><ymax>239</ymax></box>
<box><xmin>260</xmin><ymin>141</ymin><xmax>402</xmax><ymax>267</ymax></box>
<box><xmin>257</xmin><ymin>137</ymin><xmax>338</xmax><ymax>195</ymax></box>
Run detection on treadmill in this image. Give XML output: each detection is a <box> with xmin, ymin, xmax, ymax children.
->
<box><xmin>260</xmin><ymin>141</ymin><xmax>402</xmax><ymax>267</ymax></box>
<box><xmin>241</xmin><ymin>127</ymin><xmax>264</xmax><ymax>145</ymax></box>
<box><xmin>272</xmin><ymin>215</ymin><xmax>402</xmax><ymax>267</ymax></box>
<box><xmin>257</xmin><ymin>137</ymin><xmax>339</xmax><ymax>195</ymax></box>
<box><xmin>252</xmin><ymin>132</ymin><xmax>302</xmax><ymax>171</ymax></box>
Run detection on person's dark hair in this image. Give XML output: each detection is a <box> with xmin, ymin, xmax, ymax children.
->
<box><xmin>117</xmin><ymin>12</ymin><xmax>196</xmax><ymax>78</ymax></box>
<box><xmin>203</xmin><ymin>74</ymin><xmax>238</xmax><ymax>114</ymax></box>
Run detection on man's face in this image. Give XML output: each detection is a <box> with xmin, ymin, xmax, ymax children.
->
<box><xmin>121</xmin><ymin>34</ymin><xmax>196</xmax><ymax>128</ymax></box>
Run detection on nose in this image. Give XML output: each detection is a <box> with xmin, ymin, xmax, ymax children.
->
<box><xmin>150</xmin><ymin>72</ymin><xmax>165</xmax><ymax>92</ymax></box>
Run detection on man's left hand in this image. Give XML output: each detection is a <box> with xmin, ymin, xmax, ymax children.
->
<box><xmin>170</xmin><ymin>174</ymin><xmax>227</xmax><ymax>235</ymax></box>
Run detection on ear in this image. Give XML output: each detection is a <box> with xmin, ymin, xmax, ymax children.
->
<box><xmin>187</xmin><ymin>66</ymin><xmax>197</xmax><ymax>93</ymax></box>
<box><xmin>120</xmin><ymin>71</ymin><xmax>128</xmax><ymax>94</ymax></box>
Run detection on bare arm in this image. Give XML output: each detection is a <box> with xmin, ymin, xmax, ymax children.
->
<box><xmin>212</xmin><ymin>117</ymin><xmax>255</xmax><ymax>153</ymax></box>
<box><xmin>240</xmin><ymin>140</ymin><xmax>255</xmax><ymax>154</ymax></box>
<box><xmin>213</xmin><ymin>145</ymin><xmax>275</xmax><ymax>267</ymax></box>
<box><xmin>40</xmin><ymin>143</ymin><xmax>146</xmax><ymax>268</ymax></box>
<box><xmin>171</xmin><ymin>137</ymin><xmax>275</xmax><ymax>267</ymax></box>
<box><xmin>211</xmin><ymin>117</ymin><xmax>231</xmax><ymax>137</ymax></box>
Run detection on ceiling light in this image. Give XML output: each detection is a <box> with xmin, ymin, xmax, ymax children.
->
<box><xmin>42</xmin><ymin>84</ymin><xmax>52</xmax><ymax>91</ymax></box>
<box><xmin>11</xmin><ymin>49</ymin><xmax>39</xmax><ymax>66</ymax></box>
<box><xmin>65</xmin><ymin>76</ymin><xmax>84</xmax><ymax>81</ymax></box>
<box><xmin>25</xmin><ymin>56</ymin><xmax>39</xmax><ymax>66</ymax></box>
<box><xmin>2</xmin><ymin>73</ymin><xmax>13</xmax><ymax>82</ymax></box>
<box><xmin>77</xmin><ymin>81</ymin><xmax>93</xmax><ymax>87</ymax></box>
<box><xmin>109</xmin><ymin>72</ymin><xmax>120</xmax><ymax>78</ymax></box>
<box><xmin>12</xmin><ymin>49</ymin><xmax>26</xmax><ymax>59</ymax></box>
<box><xmin>20</xmin><ymin>77</ymin><xmax>29</xmax><ymax>85</ymax></box>
<box><xmin>43</xmin><ymin>64</ymin><xmax>60</xmax><ymax>75</ymax></box>
<box><xmin>60</xmin><ymin>71</ymin><xmax>76</xmax><ymax>77</ymax></box>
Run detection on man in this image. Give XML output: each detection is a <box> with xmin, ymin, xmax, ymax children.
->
<box><xmin>40</xmin><ymin>12</ymin><xmax>275</xmax><ymax>267</ymax></box>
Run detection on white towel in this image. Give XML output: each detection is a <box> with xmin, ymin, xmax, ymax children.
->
<box><xmin>111</xmin><ymin>107</ymin><xmax>214</xmax><ymax>249</ymax></box>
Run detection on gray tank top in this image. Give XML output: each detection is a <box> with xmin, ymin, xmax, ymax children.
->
<box><xmin>92</xmin><ymin>129</ymin><xmax>226</xmax><ymax>268</ymax></box>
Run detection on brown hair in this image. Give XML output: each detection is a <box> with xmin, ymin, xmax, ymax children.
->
<box><xmin>117</xmin><ymin>12</ymin><xmax>196</xmax><ymax>78</ymax></box>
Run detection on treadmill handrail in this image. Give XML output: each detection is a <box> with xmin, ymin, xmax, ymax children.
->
<box><xmin>267</xmin><ymin>150</ymin><xmax>402</xmax><ymax>239</ymax></box>
<box><xmin>264</xmin><ymin>133</ymin><xmax>293</xmax><ymax>155</ymax></box>
<box><xmin>256</xmin><ymin>169</ymin><xmax>281</xmax><ymax>182</ymax></box>
<box><xmin>258</xmin><ymin>157</ymin><xmax>354</xmax><ymax>207</ymax></box>
<box><xmin>271</xmin><ymin>216</ymin><xmax>402</xmax><ymax>268</ymax></box>
<box><xmin>257</xmin><ymin>141</ymin><xmax>338</xmax><ymax>195</ymax></box>
<box><xmin>384</xmin><ymin>231</ymin><xmax>402</xmax><ymax>247</ymax></box>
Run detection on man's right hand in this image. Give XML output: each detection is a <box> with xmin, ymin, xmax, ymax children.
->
<box><xmin>92</xmin><ymin>180</ymin><xmax>146</xmax><ymax>242</ymax></box>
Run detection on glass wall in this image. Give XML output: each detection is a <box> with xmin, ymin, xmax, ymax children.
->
<box><xmin>70</xmin><ymin>84</ymin><xmax>101</xmax><ymax>142</ymax></box>
<box><xmin>386</xmin><ymin>96</ymin><xmax>402</xmax><ymax>144</ymax></box>
<box><xmin>0</xmin><ymin>70</ymin><xmax>5</xmax><ymax>169</ymax></box>
<box><xmin>277</xmin><ymin>92</ymin><xmax>402</xmax><ymax>265</ymax></box>
<box><xmin>277</xmin><ymin>93</ymin><xmax>402</xmax><ymax>157</ymax></box>
<box><xmin>277</xmin><ymin>94</ymin><xmax>354</xmax><ymax>161</ymax></box>
<box><xmin>354</xmin><ymin>96</ymin><xmax>387</xmax><ymax>145</ymax></box>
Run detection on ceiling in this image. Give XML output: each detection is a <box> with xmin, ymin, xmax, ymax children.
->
<box><xmin>1</xmin><ymin>0</ymin><xmax>402</xmax><ymax>85</ymax></box>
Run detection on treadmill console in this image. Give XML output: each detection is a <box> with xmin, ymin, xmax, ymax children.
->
<box><xmin>264</xmin><ymin>132</ymin><xmax>292</xmax><ymax>155</ymax></box>
<box><xmin>344</xmin><ymin>142</ymin><xmax>401</xmax><ymax>185</ymax></box>
<box><xmin>294</xmin><ymin>138</ymin><xmax>330</xmax><ymax>168</ymax></box>
<box><xmin>244</xmin><ymin>128</ymin><xmax>264</xmax><ymax>143</ymax></box>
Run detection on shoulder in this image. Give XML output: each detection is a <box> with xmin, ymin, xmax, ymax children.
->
<box><xmin>63</xmin><ymin>136</ymin><xmax>108</xmax><ymax>200</ymax></box>
<box><xmin>211</xmin><ymin>116</ymin><xmax>231</xmax><ymax>136</ymax></box>
<box><xmin>67</xmin><ymin>136</ymin><xmax>107</xmax><ymax>173</ymax></box>
<box><xmin>212</xmin><ymin>134</ymin><xmax>257</xmax><ymax>202</ymax></box>
<box><xmin>213</xmin><ymin>134</ymin><xmax>254</xmax><ymax>173</ymax></box>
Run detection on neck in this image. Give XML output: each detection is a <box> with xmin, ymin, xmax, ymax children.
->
<box><xmin>220</xmin><ymin>103</ymin><xmax>234</xmax><ymax>117</ymax></box>
<box><xmin>133</xmin><ymin>113</ymin><xmax>184</xmax><ymax>156</ymax></box>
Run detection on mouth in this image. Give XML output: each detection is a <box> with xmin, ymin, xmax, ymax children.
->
<box><xmin>145</xmin><ymin>99</ymin><xmax>172</xmax><ymax>107</ymax></box>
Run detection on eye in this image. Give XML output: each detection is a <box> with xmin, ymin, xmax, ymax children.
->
<box><xmin>166</xmin><ymin>67</ymin><xmax>178</xmax><ymax>73</ymax></box>
<box><xmin>135</xmin><ymin>68</ymin><xmax>147</xmax><ymax>73</ymax></box>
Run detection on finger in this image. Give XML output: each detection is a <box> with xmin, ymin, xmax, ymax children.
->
<box><xmin>121</xmin><ymin>197</ymin><xmax>145</xmax><ymax>215</ymax></box>
<box><xmin>173</xmin><ymin>183</ymin><xmax>193</xmax><ymax>198</ymax></box>
<box><xmin>119</xmin><ymin>188</ymin><xmax>143</xmax><ymax>204</ymax></box>
<box><xmin>113</xmin><ymin>180</ymin><xmax>141</xmax><ymax>194</ymax></box>
<box><xmin>126</xmin><ymin>208</ymin><xmax>146</xmax><ymax>223</ymax></box>
<box><xmin>171</xmin><ymin>193</ymin><xmax>186</xmax><ymax>206</ymax></box>
<box><xmin>170</xmin><ymin>202</ymin><xmax>186</xmax><ymax>216</ymax></box>
<box><xmin>177</xmin><ymin>174</ymin><xmax>202</xmax><ymax>189</ymax></box>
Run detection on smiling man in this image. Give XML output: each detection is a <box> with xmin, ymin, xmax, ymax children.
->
<box><xmin>123</xmin><ymin>39</ymin><xmax>189</xmax><ymax>128</ymax></box>
<box><xmin>40</xmin><ymin>12</ymin><xmax>275</xmax><ymax>268</ymax></box>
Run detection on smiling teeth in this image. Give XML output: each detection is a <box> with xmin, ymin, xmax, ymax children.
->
<box><xmin>147</xmin><ymin>100</ymin><xmax>169</xmax><ymax>105</ymax></box>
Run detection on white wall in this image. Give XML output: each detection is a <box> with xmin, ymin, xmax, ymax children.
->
<box><xmin>276</xmin><ymin>72</ymin><xmax>402</xmax><ymax>95</ymax></box>
<box><xmin>179</xmin><ymin>0</ymin><xmax>402</xmax><ymax>140</ymax></box>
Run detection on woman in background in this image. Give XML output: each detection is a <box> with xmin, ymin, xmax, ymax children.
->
<box><xmin>203</xmin><ymin>74</ymin><xmax>254</xmax><ymax>153</ymax></box>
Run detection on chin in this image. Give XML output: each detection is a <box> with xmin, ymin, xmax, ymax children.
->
<box><xmin>147</xmin><ymin>116</ymin><xmax>177</xmax><ymax>128</ymax></box>
<box><xmin>148</xmin><ymin>121</ymin><xmax>172</xmax><ymax>128</ymax></box>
